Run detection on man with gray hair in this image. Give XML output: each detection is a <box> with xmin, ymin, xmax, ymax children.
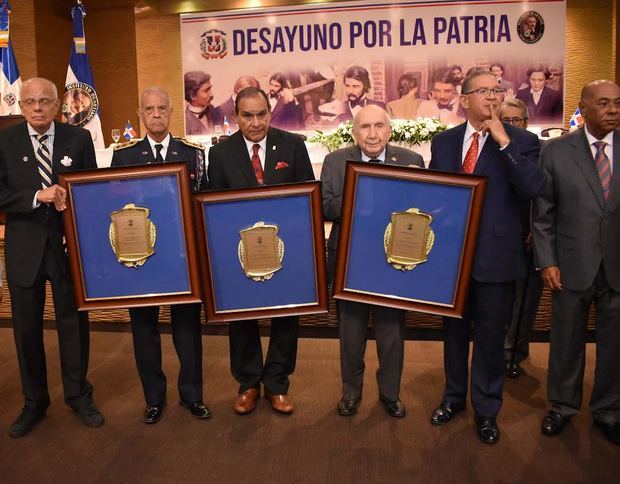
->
<box><xmin>184</xmin><ymin>71</ymin><xmax>216</xmax><ymax>135</ymax></box>
<box><xmin>0</xmin><ymin>77</ymin><xmax>103</xmax><ymax>437</ymax></box>
<box><xmin>321</xmin><ymin>105</ymin><xmax>423</xmax><ymax>418</ymax></box>
<box><xmin>112</xmin><ymin>86</ymin><xmax>210</xmax><ymax>424</ymax></box>
<box><xmin>499</xmin><ymin>99</ymin><xmax>544</xmax><ymax>379</ymax></box>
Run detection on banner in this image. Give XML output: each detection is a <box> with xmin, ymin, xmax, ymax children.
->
<box><xmin>62</xmin><ymin>1</ymin><xmax>104</xmax><ymax>148</ymax></box>
<box><xmin>0</xmin><ymin>0</ymin><xmax>21</xmax><ymax>116</ymax></box>
<box><xmin>181</xmin><ymin>0</ymin><xmax>566</xmax><ymax>137</ymax></box>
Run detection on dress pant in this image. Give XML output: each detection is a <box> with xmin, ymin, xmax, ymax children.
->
<box><xmin>504</xmin><ymin>269</ymin><xmax>543</xmax><ymax>363</ymax></box>
<box><xmin>9</xmin><ymin>240</ymin><xmax>92</xmax><ymax>411</ymax></box>
<box><xmin>229</xmin><ymin>316</ymin><xmax>298</xmax><ymax>395</ymax></box>
<box><xmin>548</xmin><ymin>265</ymin><xmax>620</xmax><ymax>424</ymax></box>
<box><xmin>337</xmin><ymin>300</ymin><xmax>406</xmax><ymax>402</ymax></box>
<box><xmin>442</xmin><ymin>279</ymin><xmax>514</xmax><ymax>417</ymax></box>
<box><xmin>129</xmin><ymin>303</ymin><xmax>203</xmax><ymax>406</ymax></box>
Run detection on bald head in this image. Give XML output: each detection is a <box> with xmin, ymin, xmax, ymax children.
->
<box><xmin>352</xmin><ymin>105</ymin><xmax>392</xmax><ymax>158</ymax></box>
<box><xmin>21</xmin><ymin>77</ymin><xmax>58</xmax><ymax>100</ymax></box>
<box><xmin>234</xmin><ymin>76</ymin><xmax>260</xmax><ymax>95</ymax></box>
<box><xmin>578</xmin><ymin>80</ymin><xmax>620</xmax><ymax>139</ymax></box>
<box><xmin>139</xmin><ymin>86</ymin><xmax>171</xmax><ymax>110</ymax></box>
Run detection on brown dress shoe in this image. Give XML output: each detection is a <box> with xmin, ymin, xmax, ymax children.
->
<box><xmin>233</xmin><ymin>388</ymin><xmax>260</xmax><ymax>415</ymax></box>
<box><xmin>265</xmin><ymin>393</ymin><xmax>294</xmax><ymax>415</ymax></box>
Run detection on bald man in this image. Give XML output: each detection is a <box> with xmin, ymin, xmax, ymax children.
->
<box><xmin>0</xmin><ymin>77</ymin><xmax>102</xmax><ymax>437</ymax></box>
<box><xmin>321</xmin><ymin>105</ymin><xmax>423</xmax><ymax>417</ymax></box>
<box><xmin>214</xmin><ymin>75</ymin><xmax>261</xmax><ymax>132</ymax></box>
<box><xmin>533</xmin><ymin>80</ymin><xmax>620</xmax><ymax>445</ymax></box>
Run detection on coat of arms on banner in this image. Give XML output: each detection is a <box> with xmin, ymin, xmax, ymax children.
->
<box><xmin>201</xmin><ymin>29</ymin><xmax>228</xmax><ymax>59</ymax></box>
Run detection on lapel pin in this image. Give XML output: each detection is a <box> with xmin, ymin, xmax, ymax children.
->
<box><xmin>172</xmin><ymin>151</ymin><xmax>178</xmax><ymax>156</ymax></box>
<box><xmin>22</xmin><ymin>156</ymin><xmax>28</xmax><ymax>162</ymax></box>
<box><xmin>142</xmin><ymin>151</ymin><xmax>149</xmax><ymax>155</ymax></box>
<box><xmin>391</xmin><ymin>155</ymin><xmax>397</xmax><ymax>162</ymax></box>
<box><xmin>272</xmin><ymin>145</ymin><xmax>276</xmax><ymax>150</ymax></box>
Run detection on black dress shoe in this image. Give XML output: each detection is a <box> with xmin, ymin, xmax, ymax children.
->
<box><xmin>181</xmin><ymin>400</ymin><xmax>212</xmax><ymax>419</ymax></box>
<box><xmin>431</xmin><ymin>401</ymin><xmax>465</xmax><ymax>425</ymax></box>
<box><xmin>475</xmin><ymin>415</ymin><xmax>500</xmax><ymax>444</ymax></box>
<box><xmin>337</xmin><ymin>397</ymin><xmax>361</xmax><ymax>417</ymax></box>
<box><xmin>594</xmin><ymin>421</ymin><xmax>620</xmax><ymax>445</ymax></box>
<box><xmin>144</xmin><ymin>403</ymin><xmax>165</xmax><ymax>424</ymax></box>
<box><xmin>541</xmin><ymin>410</ymin><xmax>569</xmax><ymax>436</ymax></box>
<box><xmin>9</xmin><ymin>407</ymin><xmax>46</xmax><ymax>438</ymax></box>
<box><xmin>379</xmin><ymin>394</ymin><xmax>406</xmax><ymax>418</ymax></box>
<box><xmin>73</xmin><ymin>404</ymin><xmax>105</xmax><ymax>428</ymax></box>
<box><xmin>505</xmin><ymin>361</ymin><xmax>522</xmax><ymax>379</ymax></box>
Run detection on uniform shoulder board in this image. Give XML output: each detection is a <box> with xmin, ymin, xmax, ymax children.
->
<box><xmin>113</xmin><ymin>138</ymin><xmax>141</xmax><ymax>151</ymax></box>
<box><xmin>175</xmin><ymin>137</ymin><xmax>206</xmax><ymax>151</ymax></box>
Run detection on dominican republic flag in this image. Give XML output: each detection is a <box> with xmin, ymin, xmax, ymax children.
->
<box><xmin>123</xmin><ymin>120</ymin><xmax>137</xmax><ymax>140</ymax></box>
<box><xmin>61</xmin><ymin>2</ymin><xmax>104</xmax><ymax>148</ymax></box>
<box><xmin>0</xmin><ymin>1</ymin><xmax>21</xmax><ymax>116</ymax></box>
<box><xmin>569</xmin><ymin>107</ymin><xmax>584</xmax><ymax>130</ymax></box>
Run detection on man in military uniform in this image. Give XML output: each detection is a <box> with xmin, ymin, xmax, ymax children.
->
<box><xmin>111</xmin><ymin>86</ymin><xmax>210</xmax><ymax>424</ymax></box>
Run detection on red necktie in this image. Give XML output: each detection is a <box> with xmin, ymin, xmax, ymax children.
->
<box><xmin>462</xmin><ymin>132</ymin><xmax>479</xmax><ymax>174</ymax></box>
<box><xmin>594</xmin><ymin>141</ymin><xmax>611</xmax><ymax>201</ymax></box>
<box><xmin>251</xmin><ymin>144</ymin><xmax>264</xmax><ymax>185</ymax></box>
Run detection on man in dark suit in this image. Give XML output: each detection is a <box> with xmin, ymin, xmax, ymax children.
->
<box><xmin>429</xmin><ymin>71</ymin><xmax>543</xmax><ymax>444</ymax></box>
<box><xmin>0</xmin><ymin>77</ymin><xmax>104</xmax><ymax>438</ymax></box>
<box><xmin>208</xmin><ymin>87</ymin><xmax>315</xmax><ymax>415</ymax></box>
<box><xmin>516</xmin><ymin>65</ymin><xmax>563</xmax><ymax>124</ymax></box>
<box><xmin>111</xmin><ymin>87</ymin><xmax>211</xmax><ymax>424</ymax></box>
<box><xmin>321</xmin><ymin>105</ymin><xmax>423</xmax><ymax>418</ymax></box>
<box><xmin>533</xmin><ymin>80</ymin><xmax>620</xmax><ymax>445</ymax></box>
<box><xmin>214</xmin><ymin>75</ymin><xmax>261</xmax><ymax>133</ymax></box>
<box><xmin>268</xmin><ymin>72</ymin><xmax>301</xmax><ymax>130</ymax></box>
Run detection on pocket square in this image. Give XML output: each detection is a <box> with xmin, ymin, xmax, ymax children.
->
<box><xmin>60</xmin><ymin>156</ymin><xmax>73</xmax><ymax>167</ymax></box>
<box><xmin>275</xmin><ymin>161</ymin><xmax>289</xmax><ymax>170</ymax></box>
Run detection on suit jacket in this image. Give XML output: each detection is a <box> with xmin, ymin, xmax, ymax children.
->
<box><xmin>532</xmin><ymin>127</ymin><xmax>620</xmax><ymax>291</ymax></box>
<box><xmin>0</xmin><ymin>121</ymin><xmax>97</xmax><ymax>287</ymax></box>
<box><xmin>185</xmin><ymin>105</ymin><xmax>215</xmax><ymax>136</ymax></box>
<box><xmin>430</xmin><ymin>123</ymin><xmax>543</xmax><ymax>283</ymax></box>
<box><xmin>214</xmin><ymin>97</ymin><xmax>237</xmax><ymax>132</ymax></box>
<box><xmin>321</xmin><ymin>144</ymin><xmax>424</xmax><ymax>279</ymax></box>
<box><xmin>516</xmin><ymin>86</ymin><xmax>563</xmax><ymax>124</ymax></box>
<box><xmin>270</xmin><ymin>97</ymin><xmax>301</xmax><ymax>130</ymax></box>
<box><xmin>335</xmin><ymin>98</ymin><xmax>387</xmax><ymax>123</ymax></box>
<box><xmin>111</xmin><ymin>136</ymin><xmax>207</xmax><ymax>192</ymax></box>
<box><xmin>208</xmin><ymin>128</ymin><xmax>315</xmax><ymax>189</ymax></box>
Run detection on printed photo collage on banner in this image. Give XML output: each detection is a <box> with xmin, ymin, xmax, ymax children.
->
<box><xmin>180</xmin><ymin>0</ymin><xmax>566</xmax><ymax>138</ymax></box>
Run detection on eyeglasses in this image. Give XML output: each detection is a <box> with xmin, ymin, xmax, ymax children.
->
<box><xmin>20</xmin><ymin>98</ymin><xmax>57</xmax><ymax>108</ymax></box>
<box><xmin>502</xmin><ymin>116</ymin><xmax>526</xmax><ymax>125</ymax></box>
<box><xmin>463</xmin><ymin>88</ymin><xmax>507</xmax><ymax>97</ymax></box>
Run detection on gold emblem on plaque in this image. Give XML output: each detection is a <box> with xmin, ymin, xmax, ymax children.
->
<box><xmin>238</xmin><ymin>222</ymin><xmax>284</xmax><ymax>282</ymax></box>
<box><xmin>384</xmin><ymin>208</ymin><xmax>435</xmax><ymax>271</ymax></box>
<box><xmin>109</xmin><ymin>203</ymin><xmax>157</xmax><ymax>268</ymax></box>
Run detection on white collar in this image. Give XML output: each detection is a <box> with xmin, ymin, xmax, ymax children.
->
<box><xmin>243</xmin><ymin>135</ymin><xmax>267</xmax><ymax>154</ymax></box>
<box><xmin>584</xmin><ymin>126</ymin><xmax>614</xmax><ymax>148</ymax></box>
<box><xmin>360</xmin><ymin>147</ymin><xmax>386</xmax><ymax>162</ymax></box>
<box><xmin>146</xmin><ymin>133</ymin><xmax>171</xmax><ymax>150</ymax></box>
<box><xmin>464</xmin><ymin>121</ymin><xmax>488</xmax><ymax>141</ymax></box>
<box><xmin>28</xmin><ymin>122</ymin><xmax>55</xmax><ymax>139</ymax></box>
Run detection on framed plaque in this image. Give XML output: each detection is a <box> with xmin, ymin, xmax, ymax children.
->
<box><xmin>59</xmin><ymin>162</ymin><xmax>202</xmax><ymax>310</ymax></box>
<box><xmin>333</xmin><ymin>161</ymin><xmax>487</xmax><ymax>318</ymax></box>
<box><xmin>194</xmin><ymin>181</ymin><xmax>328</xmax><ymax>322</ymax></box>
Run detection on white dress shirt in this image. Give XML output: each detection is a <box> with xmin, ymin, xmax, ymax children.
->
<box><xmin>146</xmin><ymin>133</ymin><xmax>171</xmax><ymax>161</ymax></box>
<box><xmin>585</xmin><ymin>125</ymin><xmax>614</xmax><ymax>174</ymax></box>
<box><xmin>243</xmin><ymin>136</ymin><xmax>267</xmax><ymax>169</ymax></box>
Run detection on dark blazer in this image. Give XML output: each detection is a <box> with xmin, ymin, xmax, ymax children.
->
<box><xmin>533</xmin><ymin>127</ymin><xmax>620</xmax><ymax>291</ymax></box>
<box><xmin>321</xmin><ymin>144</ymin><xmax>424</xmax><ymax>276</ymax></box>
<box><xmin>270</xmin><ymin>97</ymin><xmax>301</xmax><ymax>131</ymax></box>
<box><xmin>111</xmin><ymin>135</ymin><xmax>207</xmax><ymax>192</ymax></box>
<box><xmin>208</xmin><ymin>127</ymin><xmax>315</xmax><ymax>188</ymax></box>
<box><xmin>0</xmin><ymin>121</ymin><xmax>97</xmax><ymax>287</ymax></box>
<box><xmin>516</xmin><ymin>86</ymin><xmax>563</xmax><ymax>124</ymax></box>
<box><xmin>430</xmin><ymin>123</ymin><xmax>543</xmax><ymax>283</ymax></box>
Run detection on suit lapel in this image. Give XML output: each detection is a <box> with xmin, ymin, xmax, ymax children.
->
<box><xmin>606</xmin><ymin>129</ymin><xmax>620</xmax><ymax>210</ymax></box>
<box><xmin>572</xmin><ymin>128</ymin><xmax>605</xmax><ymax>209</ymax></box>
<box><xmin>17</xmin><ymin>123</ymin><xmax>40</xmax><ymax>187</ymax></box>
<box><xmin>451</xmin><ymin>124</ymin><xmax>466</xmax><ymax>172</ymax></box>
<box><xmin>263</xmin><ymin>129</ymin><xmax>280</xmax><ymax>185</ymax></box>
<box><xmin>473</xmin><ymin>134</ymin><xmax>497</xmax><ymax>175</ymax></box>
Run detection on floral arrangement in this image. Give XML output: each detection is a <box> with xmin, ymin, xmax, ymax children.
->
<box><xmin>307</xmin><ymin>117</ymin><xmax>449</xmax><ymax>152</ymax></box>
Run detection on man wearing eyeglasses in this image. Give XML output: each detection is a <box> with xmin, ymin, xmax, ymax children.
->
<box><xmin>111</xmin><ymin>87</ymin><xmax>210</xmax><ymax>425</ymax></box>
<box><xmin>0</xmin><ymin>77</ymin><xmax>103</xmax><ymax>437</ymax></box>
<box><xmin>429</xmin><ymin>71</ymin><xmax>543</xmax><ymax>444</ymax></box>
<box><xmin>499</xmin><ymin>100</ymin><xmax>544</xmax><ymax>380</ymax></box>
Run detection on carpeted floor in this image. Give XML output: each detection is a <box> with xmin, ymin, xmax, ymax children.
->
<box><xmin>0</xmin><ymin>328</ymin><xmax>618</xmax><ymax>483</ymax></box>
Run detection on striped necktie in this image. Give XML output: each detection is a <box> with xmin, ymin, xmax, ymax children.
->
<box><xmin>594</xmin><ymin>141</ymin><xmax>611</xmax><ymax>201</ymax></box>
<box><xmin>35</xmin><ymin>134</ymin><xmax>52</xmax><ymax>189</ymax></box>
